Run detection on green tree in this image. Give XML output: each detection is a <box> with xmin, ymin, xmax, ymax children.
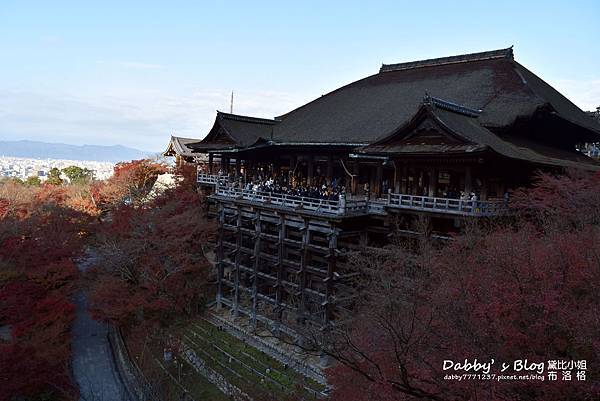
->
<box><xmin>61</xmin><ymin>165</ymin><xmax>93</xmax><ymax>184</ymax></box>
<box><xmin>46</xmin><ymin>168</ymin><xmax>63</xmax><ymax>185</ymax></box>
<box><xmin>25</xmin><ymin>176</ymin><xmax>41</xmax><ymax>186</ymax></box>
<box><xmin>0</xmin><ymin>177</ymin><xmax>24</xmax><ymax>185</ymax></box>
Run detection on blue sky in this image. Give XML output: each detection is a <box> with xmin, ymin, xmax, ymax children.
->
<box><xmin>0</xmin><ymin>1</ymin><xmax>599</xmax><ymax>152</ymax></box>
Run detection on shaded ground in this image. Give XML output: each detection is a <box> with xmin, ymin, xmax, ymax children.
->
<box><xmin>72</xmin><ymin>256</ymin><xmax>130</xmax><ymax>401</ymax></box>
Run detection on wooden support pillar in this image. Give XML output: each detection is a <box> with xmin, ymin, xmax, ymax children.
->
<box><xmin>289</xmin><ymin>155</ymin><xmax>297</xmax><ymax>186</ymax></box>
<box><xmin>374</xmin><ymin>163</ymin><xmax>383</xmax><ymax>198</ymax></box>
<box><xmin>465</xmin><ymin>165</ymin><xmax>473</xmax><ymax>194</ymax></box>
<box><xmin>480</xmin><ymin>177</ymin><xmax>488</xmax><ymax>200</ymax></box>
<box><xmin>222</xmin><ymin>156</ymin><xmax>230</xmax><ymax>175</ymax></box>
<box><xmin>326</xmin><ymin>155</ymin><xmax>333</xmax><ymax>185</ymax></box>
<box><xmin>208</xmin><ymin>153</ymin><xmax>214</xmax><ymax>174</ymax></box>
<box><xmin>248</xmin><ymin>159</ymin><xmax>255</xmax><ymax>182</ymax></box>
<box><xmin>252</xmin><ymin>210</ymin><xmax>261</xmax><ymax>331</ymax></box>
<box><xmin>401</xmin><ymin>164</ymin><xmax>408</xmax><ymax>193</ymax></box>
<box><xmin>352</xmin><ymin>161</ymin><xmax>359</xmax><ymax>195</ymax></box>
<box><xmin>325</xmin><ymin>226</ymin><xmax>337</xmax><ymax>325</ymax></box>
<box><xmin>233</xmin><ymin>206</ymin><xmax>242</xmax><ymax>317</ymax></box>
<box><xmin>428</xmin><ymin>168</ymin><xmax>438</xmax><ymax>197</ymax></box>
<box><xmin>276</xmin><ymin>214</ymin><xmax>286</xmax><ymax>313</ymax></box>
<box><xmin>243</xmin><ymin>159</ymin><xmax>249</xmax><ymax>182</ymax></box>
<box><xmin>235</xmin><ymin>158</ymin><xmax>241</xmax><ymax>178</ymax></box>
<box><xmin>298</xmin><ymin>219</ymin><xmax>309</xmax><ymax>324</ymax></box>
<box><xmin>307</xmin><ymin>155</ymin><xmax>314</xmax><ymax>186</ymax></box>
<box><xmin>216</xmin><ymin>203</ymin><xmax>225</xmax><ymax>309</ymax></box>
<box><xmin>393</xmin><ymin>161</ymin><xmax>402</xmax><ymax>193</ymax></box>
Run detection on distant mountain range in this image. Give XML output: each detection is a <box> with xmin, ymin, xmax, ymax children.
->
<box><xmin>0</xmin><ymin>140</ymin><xmax>153</xmax><ymax>163</ymax></box>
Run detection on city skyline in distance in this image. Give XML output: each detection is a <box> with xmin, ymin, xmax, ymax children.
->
<box><xmin>0</xmin><ymin>139</ymin><xmax>153</xmax><ymax>163</ymax></box>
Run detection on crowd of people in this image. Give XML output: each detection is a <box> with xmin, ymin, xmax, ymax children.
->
<box><xmin>223</xmin><ymin>175</ymin><xmax>345</xmax><ymax>201</ymax></box>
<box><xmin>210</xmin><ymin>169</ymin><xmax>506</xmax><ymax>206</ymax></box>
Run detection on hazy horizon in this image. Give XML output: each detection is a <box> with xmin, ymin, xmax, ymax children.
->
<box><xmin>1</xmin><ymin>1</ymin><xmax>599</xmax><ymax>152</ymax></box>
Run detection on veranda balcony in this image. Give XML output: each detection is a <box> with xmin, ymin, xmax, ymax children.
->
<box><xmin>198</xmin><ymin>173</ymin><xmax>507</xmax><ymax>217</ymax></box>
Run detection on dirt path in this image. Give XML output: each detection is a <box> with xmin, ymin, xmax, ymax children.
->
<box><xmin>72</xmin><ymin>255</ymin><xmax>130</xmax><ymax>401</ymax></box>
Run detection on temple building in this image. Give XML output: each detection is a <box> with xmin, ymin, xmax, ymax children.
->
<box><xmin>165</xmin><ymin>47</ymin><xmax>600</xmax><ymax>339</ymax></box>
<box><xmin>163</xmin><ymin>135</ymin><xmax>205</xmax><ymax>167</ymax></box>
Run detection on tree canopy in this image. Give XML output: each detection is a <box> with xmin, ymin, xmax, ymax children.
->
<box><xmin>61</xmin><ymin>165</ymin><xmax>93</xmax><ymax>184</ymax></box>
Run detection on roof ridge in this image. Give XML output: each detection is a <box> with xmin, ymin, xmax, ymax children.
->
<box><xmin>217</xmin><ymin>111</ymin><xmax>278</xmax><ymax>125</ymax></box>
<box><xmin>424</xmin><ymin>95</ymin><xmax>482</xmax><ymax>118</ymax></box>
<box><xmin>380</xmin><ymin>47</ymin><xmax>514</xmax><ymax>73</ymax></box>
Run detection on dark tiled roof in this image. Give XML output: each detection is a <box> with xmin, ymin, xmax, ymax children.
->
<box><xmin>271</xmin><ymin>47</ymin><xmax>600</xmax><ymax>144</ymax></box>
<box><xmin>163</xmin><ymin>136</ymin><xmax>201</xmax><ymax>157</ymax></box>
<box><xmin>187</xmin><ymin>111</ymin><xmax>278</xmax><ymax>152</ymax></box>
<box><xmin>362</xmin><ymin>101</ymin><xmax>600</xmax><ymax>170</ymax></box>
<box><xmin>380</xmin><ymin>47</ymin><xmax>513</xmax><ymax>73</ymax></box>
<box><xmin>217</xmin><ymin>111</ymin><xmax>277</xmax><ymax>147</ymax></box>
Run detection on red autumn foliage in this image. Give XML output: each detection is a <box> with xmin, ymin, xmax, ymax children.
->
<box><xmin>88</xmin><ymin>166</ymin><xmax>215</xmax><ymax>331</ymax></box>
<box><xmin>0</xmin><ymin>180</ymin><xmax>93</xmax><ymax>401</ymax></box>
<box><xmin>510</xmin><ymin>170</ymin><xmax>600</xmax><ymax>230</ymax></box>
<box><xmin>0</xmin><ymin>344</ymin><xmax>77</xmax><ymax>401</ymax></box>
<box><xmin>325</xmin><ymin>171</ymin><xmax>600</xmax><ymax>401</ymax></box>
<box><xmin>91</xmin><ymin>158</ymin><xmax>166</xmax><ymax>211</ymax></box>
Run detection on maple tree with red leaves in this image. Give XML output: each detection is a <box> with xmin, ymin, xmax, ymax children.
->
<box><xmin>0</xmin><ymin>159</ymin><xmax>173</xmax><ymax>401</ymax></box>
<box><xmin>323</xmin><ymin>170</ymin><xmax>600</xmax><ymax>401</ymax></box>
<box><xmin>88</xmin><ymin>164</ymin><xmax>215</xmax><ymax>331</ymax></box>
<box><xmin>0</xmin><ymin>180</ymin><xmax>95</xmax><ymax>401</ymax></box>
<box><xmin>90</xmin><ymin>158</ymin><xmax>166</xmax><ymax>212</ymax></box>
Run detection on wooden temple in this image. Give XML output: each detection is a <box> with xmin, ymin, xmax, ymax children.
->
<box><xmin>165</xmin><ymin>47</ymin><xmax>600</xmax><ymax>339</ymax></box>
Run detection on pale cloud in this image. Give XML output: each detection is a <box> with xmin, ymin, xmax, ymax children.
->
<box><xmin>2</xmin><ymin>77</ymin><xmax>595</xmax><ymax>155</ymax></box>
<box><xmin>0</xmin><ymin>88</ymin><xmax>307</xmax><ymax>152</ymax></box>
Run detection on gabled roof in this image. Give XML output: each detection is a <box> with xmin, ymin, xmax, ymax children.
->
<box><xmin>188</xmin><ymin>111</ymin><xmax>278</xmax><ymax>152</ymax></box>
<box><xmin>380</xmin><ymin>47</ymin><xmax>514</xmax><ymax>73</ymax></box>
<box><xmin>271</xmin><ymin>47</ymin><xmax>600</xmax><ymax>144</ymax></box>
<box><xmin>360</xmin><ymin>97</ymin><xmax>600</xmax><ymax>170</ymax></box>
<box><xmin>163</xmin><ymin>136</ymin><xmax>201</xmax><ymax>157</ymax></box>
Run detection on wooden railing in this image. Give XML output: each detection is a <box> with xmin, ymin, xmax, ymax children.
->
<box><xmin>214</xmin><ymin>185</ymin><xmax>348</xmax><ymax>215</ymax></box>
<box><xmin>197</xmin><ymin>172</ymin><xmax>227</xmax><ymax>185</ymax></box>
<box><xmin>208</xmin><ymin>180</ymin><xmax>507</xmax><ymax>217</ymax></box>
<box><xmin>387</xmin><ymin>193</ymin><xmax>506</xmax><ymax>216</ymax></box>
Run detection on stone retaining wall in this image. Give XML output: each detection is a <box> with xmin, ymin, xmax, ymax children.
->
<box><xmin>107</xmin><ymin>326</ymin><xmax>163</xmax><ymax>401</ymax></box>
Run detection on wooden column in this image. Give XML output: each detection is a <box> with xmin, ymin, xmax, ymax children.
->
<box><xmin>464</xmin><ymin>165</ymin><xmax>473</xmax><ymax>194</ymax></box>
<box><xmin>248</xmin><ymin>159</ymin><xmax>255</xmax><ymax>182</ymax></box>
<box><xmin>352</xmin><ymin>161</ymin><xmax>359</xmax><ymax>195</ymax></box>
<box><xmin>223</xmin><ymin>156</ymin><xmax>230</xmax><ymax>175</ymax></box>
<box><xmin>289</xmin><ymin>155</ymin><xmax>297</xmax><ymax>186</ymax></box>
<box><xmin>326</xmin><ymin>155</ymin><xmax>333</xmax><ymax>185</ymax></box>
<box><xmin>393</xmin><ymin>161</ymin><xmax>402</xmax><ymax>193</ymax></box>
<box><xmin>216</xmin><ymin>203</ymin><xmax>225</xmax><ymax>309</ymax></box>
<box><xmin>235</xmin><ymin>158</ymin><xmax>241</xmax><ymax>178</ymax></box>
<box><xmin>428</xmin><ymin>168</ymin><xmax>438</xmax><ymax>197</ymax></box>
<box><xmin>233</xmin><ymin>205</ymin><xmax>242</xmax><ymax>317</ymax></box>
<box><xmin>480</xmin><ymin>177</ymin><xmax>488</xmax><ymax>200</ymax></box>
<box><xmin>307</xmin><ymin>155</ymin><xmax>314</xmax><ymax>186</ymax></box>
<box><xmin>401</xmin><ymin>164</ymin><xmax>408</xmax><ymax>193</ymax></box>
<box><xmin>208</xmin><ymin>153</ymin><xmax>214</xmax><ymax>174</ymax></box>
<box><xmin>252</xmin><ymin>210</ymin><xmax>261</xmax><ymax>331</ymax></box>
<box><xmin>298</xmin><ymin>219</ymin><xmax>309</xmax><ymax>324</ymax></box>
<box><xmin>325</xmin><ymin>226</ymin><xmax>337</xmax><ymax>325</ymax></box>
<box><xmin>276</xmin><ymin>214</ymin><xmax>286</xmax><ymax>311</ymax></box>
<box><xmin>374</xmin><ymin>163</ymin><xmax>383</xmax><ymax>198</ymax></box>
<box><xmin>274</xmin><ymin>161</ymin><xmax>281</xmax><ymax>178</ymax></box>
